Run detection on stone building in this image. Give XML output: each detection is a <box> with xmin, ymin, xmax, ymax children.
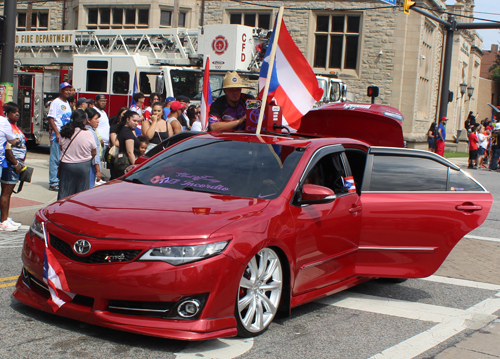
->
<box><xmin>6</xmin><ymin>0</ymin><xmax>483</xmax><ymax>149</ymax></box>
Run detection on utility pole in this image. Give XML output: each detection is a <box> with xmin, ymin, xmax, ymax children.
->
<box><xmin>0</xmin><ymin>0</ymin><xmax>18</xmax><ymax>102</ymax></box>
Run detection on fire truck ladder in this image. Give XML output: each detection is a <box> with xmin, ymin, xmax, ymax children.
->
<box><xmin>15</xmin><ymin>28</ymin><xmax>201</xmax><ymax>67</ymax></box>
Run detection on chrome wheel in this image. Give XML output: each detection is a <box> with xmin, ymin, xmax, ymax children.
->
<box><xmin>237</xmin><ymin>247</ymin><xmax>283</xmax><ymax>336</ymax></box>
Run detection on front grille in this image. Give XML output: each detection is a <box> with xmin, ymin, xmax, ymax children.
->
<box><xmin>49</xmin><ymin>234</ymin><xmax>142</xmax><ymax>264</ymax></box>
<box><xmin>72</xmin><ymin>295</ymin><xmax>94</xmax><ymax>307</ymax></box>
<box><xmin>108</xmin><ymin>300</ymin><xmax>174</xmax><ymax>318</ymax></box>
<box><xmin>22</xmin><ymin>268</ymin><xmax>94</xmax><ymax>307</ymax></box>
<box><xmin>23</xmin><ymin>269</ymin><xmax>49</xmax><ymax>298</ymax></box>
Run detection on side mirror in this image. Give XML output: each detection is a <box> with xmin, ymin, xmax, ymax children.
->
<box><xmin>299</xmin><ymin>184</ymin><xmax>336</xmax><ymax>205</ymax></box>
<box><xmin>155</xmin><ymin>74</ymin><xmax>165</xmax><ymax>95</ymax></box>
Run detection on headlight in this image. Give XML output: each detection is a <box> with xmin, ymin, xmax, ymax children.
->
<box><xmin>139</xmin><ymin>241</ymin><xmax>229</xmax><ymax>266</ymax></box>
<box><xmin>29</xmin><ymin>217</ymin><xmax>44</xmax><ymax>240</ymax></box>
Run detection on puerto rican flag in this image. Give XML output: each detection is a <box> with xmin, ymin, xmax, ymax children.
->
<box><xmin>42</xmin><ymin>223</ymin><xmax>75</xmax><ymax>312</ymax></box>
<box><xmin>342</xmin><ymin>176</ymin><xmax>357</xmax><ymax>193</ymax></box>
<box><xmin>258</xmin><ymin>17</ymin><xmax>323</xmax><ymax>131</ymax></box>
<box><xmin>200</xmin><ymin>55</ymin><xmax>213</xmax><ymax>130</ymax></box>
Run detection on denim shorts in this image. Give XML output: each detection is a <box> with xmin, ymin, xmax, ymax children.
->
<box><xmin>1</xmin><ymin>164</ymin><xmax>20</xmax><ymax>185</ymax></box>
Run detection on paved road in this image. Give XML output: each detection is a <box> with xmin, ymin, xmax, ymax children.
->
<box><xmin>0</xmin><ymin>154</ymin><xmax>499</xmax><ymax>359</ymax></box>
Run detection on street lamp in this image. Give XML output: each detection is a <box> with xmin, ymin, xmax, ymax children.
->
<box><xmin>460</xmin><ymin>83</ymin><xmax>467</xmax><ymax>96</ymax></box>
<box><xmin>458</xmin><ymin>83</ymin><xmax>467</xmax><ymax>133</ymax></box>
<box><xmin>467</xmin><ymin>86</ymin><xmax>474</xmax><ymax>99</ymax></box>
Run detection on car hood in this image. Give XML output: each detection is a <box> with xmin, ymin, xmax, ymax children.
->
<box><xmin>44</xmin><ymin>181</ymin><xmax>270</xmax><ymax>240</ymax></box>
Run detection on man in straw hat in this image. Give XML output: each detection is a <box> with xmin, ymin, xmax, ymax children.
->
<box><xmin>208</xmin><ymin>71</ymin><xmax>254</xmax><ymax>131</ymax></box>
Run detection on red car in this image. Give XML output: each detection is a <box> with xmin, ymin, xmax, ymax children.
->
<box><xmin>13</xmin><ymin>108</ymin><xmax>492</xmax><ymax>341</ymax></box>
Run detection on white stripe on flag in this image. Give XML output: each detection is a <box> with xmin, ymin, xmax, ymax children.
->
<box><xmin>275</xmin><ymin>46</ymin><xmax>318</xmax><ymax>115</ymax></box>
<box><xmin>48</xmin><ymin>286</ymin><xmax>66</xmax><ymax>308</ymax></box>
<box><xmin>48</xmin><ymin>265</ymin><xmax>62</xmax><ymax>290</ymax></box>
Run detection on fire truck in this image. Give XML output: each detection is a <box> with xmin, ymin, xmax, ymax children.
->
<box><xmin>14</xmin><ymin>25</ymin><xmax>347</xmax><ymax>145</ymax></box>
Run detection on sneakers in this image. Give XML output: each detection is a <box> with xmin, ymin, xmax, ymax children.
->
<box><xmin>0</xmin><ymin>220</ymin><xmax>18</xmax><ymax>232</ymax></box>
<box><xmin>49</xmin><ymin>185</ymin><xmax>59</xmax><ymax>191</ymax></box>
<box><xmin>6</xmin><ymin>218</ymin><xmax>21</xmax><ymax>227</ymax></box>
<box><xmin>95</xmin><ymin>180</ymin><xmax>106</xmax><ymax>186</ymax></box>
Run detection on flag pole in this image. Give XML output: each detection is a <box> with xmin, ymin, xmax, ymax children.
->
<box><xmin>255</xmin><ymin>6</ymin><xmax>284</xmax><ymax>135</ymax></box>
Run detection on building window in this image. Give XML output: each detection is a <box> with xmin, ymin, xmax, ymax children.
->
<box><xmin>160</xmin><ymin>10</ymin><xmax>171</xmax><ymax>26</ymax></box>
<box><xmin>229</xmin><ymin>12</ymin><xmax>271</xmax><ymax>29</ymax></box>
<box><xmin>313</xmin><ymin>14</ymin><xmax>361</xmax><ymax>71</ymax></box>
<box><xmin>160</xmin><ymin>9</ymin><xmax>188</xmax><ymax>27</ymax></box>
<box><xmin>17</xmin><ymin>12</ymin><xmax>49</xmax><ymax>31</ymax></box>
<box><xmin>87</xmin><ymin>7</ymin><xmax>149</xmax><ymax>29</ymax></box>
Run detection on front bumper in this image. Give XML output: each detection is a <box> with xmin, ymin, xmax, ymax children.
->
<box><xmin>13</xmin><ymin>224</ymin><xmax>243</xmax><ymax>340</ymax></box>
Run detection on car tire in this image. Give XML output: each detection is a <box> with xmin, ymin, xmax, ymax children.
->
<box><xmin>236</xmin><ymin>247</ymin><xmax>283</xmax><ymax>337</ymax></box>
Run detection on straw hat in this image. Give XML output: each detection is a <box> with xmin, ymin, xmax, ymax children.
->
<box><xmin>221</xmin><ymin>71</ymin><xmax>253</xmax><ymax>90</ymax></box>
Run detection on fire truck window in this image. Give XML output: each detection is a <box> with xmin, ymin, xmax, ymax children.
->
<box><xmin>87</xmin><ymin>70</ymin><xmax>108</xmax><ymax>93</ymax></box>
<box><xmin>113</xmin><ymin>72</ymin><xmax>130</xmax><ymax>94</ymax></box>
<box><xmin>170</xmin><ymin>70</ymin><xmax>203</xmax><ymax>100</ymax></box>
<box><xmin>139</xmin><ymin>72</ymin><xmax>159</xmax><ymax>95</ymax></box>
<box><xmin>87</xmin><ymin>60</ymin><xmax>108</xmax><ymax>69</ymax></box>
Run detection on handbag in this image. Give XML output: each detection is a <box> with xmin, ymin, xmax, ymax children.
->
<box><xmin>108</xmin><ymin>145</ymin><xmax>119</xmax><ymax>159</ymax></box>
<box><xmin>57</xmin><ymin>130</ymin><xmax>82</xmax><ymax>179</ymax></box>
<box><xmin>114</xmin><ymin>153</ymin><xmax>131</xmax><ymax>173</ymax></box>
<box><xmin>13</xmin><ymin>166</ymin><xmax>34</xmax><ymax>194</ymax></box>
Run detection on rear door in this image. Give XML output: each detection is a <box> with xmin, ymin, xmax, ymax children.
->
<box><xmin>356</xmin><ymin>148</ymin><xmax>493</xmax><ymax>278</ymax></box>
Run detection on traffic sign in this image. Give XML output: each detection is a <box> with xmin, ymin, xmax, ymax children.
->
<box><xmin>378</xmin><ymin>0</ymin><xmax>397</xmax><ymax>5</ymax></box>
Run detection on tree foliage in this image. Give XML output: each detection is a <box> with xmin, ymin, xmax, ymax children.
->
<box><xmin>489</xmin><ymin>50</ymin><xmax>500</xmax><ymax>83</ymax></box>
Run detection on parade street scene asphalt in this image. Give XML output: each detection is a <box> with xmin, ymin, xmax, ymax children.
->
<box><xmin>1</xmin><ymin>152</ymin><xmax>499</xmax><ymax>359</ymax></box>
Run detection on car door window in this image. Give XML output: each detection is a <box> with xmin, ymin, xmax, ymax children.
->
<box><xmin>369</xmin><ymin>155</ymin><xmax>447</xmax><ymax>191</ymax></box>
<box><xmin>447</xmin><ymin>168</ymin><xmax>484</xmax><ymax>191</ymax></box>
<box><xmin>304</xmin><ymin>153</ymin><xmax>350</xmax><ymax>195</ymax></box>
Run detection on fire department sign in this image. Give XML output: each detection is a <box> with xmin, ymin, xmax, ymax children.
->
<box><xmin>212</xmin><ymin>35</ymin><xmax>229</xmax><ymax>55</ymax></box>
<box><xmin>16</xmin><ymin>31</ymin><xmax>75</xmax><ymax>47</ymax></box>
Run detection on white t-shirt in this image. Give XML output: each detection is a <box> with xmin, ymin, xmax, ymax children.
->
<box><xmin>191</xmin><ymin>119</ymin><xmax>203</xmax><ymax>132</ymax></box>
<box><xmin>48</xmin><ymin>97</ymin><xmax>72</xmax><ymax>142</ymax></box>
<box><xmin>95</xmin><ymin>107</ymin><xmax>110</xmax><ymax>146</ymax></box>
<box><xmin>0</xmin><ymin>116</ymin><xmax>16</xmax><ymax>165</ymax></box>
<box><xmin>478</xmin><ymin>133</ymin><xmax>488</xmax><ymax>149</ymax></box>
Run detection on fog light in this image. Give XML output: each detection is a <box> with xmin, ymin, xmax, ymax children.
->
<box><xmin>177</xmin><ymin>299</ymin><xmax>201</xmax><ymax>318</ymax></box>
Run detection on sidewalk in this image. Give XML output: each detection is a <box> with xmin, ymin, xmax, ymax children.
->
<box><xmin>9</xmin><ymin>154</ymin><xmax>58</xmax><ymax>226</ymax></box>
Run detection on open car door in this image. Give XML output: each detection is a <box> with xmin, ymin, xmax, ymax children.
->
<box><xmin>355</xmin><ymin>148</ymin><xmax>493</xmax><ymax>278</ymax></box>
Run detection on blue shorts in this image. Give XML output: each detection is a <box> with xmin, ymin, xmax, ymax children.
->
<box><xmin>1</xmin><ymin>164</ymin><xmax>20</xmax><ymax>185</ymax></box>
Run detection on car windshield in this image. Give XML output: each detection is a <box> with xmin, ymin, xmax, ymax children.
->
<box><xmin>124</xmin><ymin>138</ymin><xmax>303</xmax><ymax>199</ymax></box>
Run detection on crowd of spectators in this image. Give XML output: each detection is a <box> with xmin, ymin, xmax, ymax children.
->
<box><xmin>0</xmin><ymin>72</ymin><xmax>259</xmax><ymax>230</ymax></box>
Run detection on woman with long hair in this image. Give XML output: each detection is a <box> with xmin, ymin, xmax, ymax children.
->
<box><xmin>141</xmin><ymin>101</ymin><xmax>173</xmax><ymax>146</ymax></box>
<box><xmin>187</xmin><ymin>104</ymin><xmax>202</xmax><ymax>131</ymax></box>
<box><xmin>108</xmin><ymin>107</ymin><xmax>128</xmax><ymax>180</ymax></box>
<box><xmin>115</xmin><ymin>110</ymin><xmax>141</xmax><ymax>176</ymax></box>
<box><xmin>58</xmin><ymin>109</ymin><xmax>97</xmax><ymax>200</ymax></box>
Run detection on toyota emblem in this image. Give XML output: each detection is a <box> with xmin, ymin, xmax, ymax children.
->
<box><xmin>73</xmin><ymin>239</ymin><xmax>91</xmax><ymax>255</ymax></box>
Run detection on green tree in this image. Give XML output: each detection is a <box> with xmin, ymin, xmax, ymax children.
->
<box><xmin>489</xmin><ymin>50</ymin><xmax>500</xmax><ymax>82</ymax></box>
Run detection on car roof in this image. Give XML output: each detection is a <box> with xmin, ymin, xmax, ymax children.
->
<box><xmin>193</xmin><ymin>131</ymin><xmax>371</xmax><ymax>150</ymax></box>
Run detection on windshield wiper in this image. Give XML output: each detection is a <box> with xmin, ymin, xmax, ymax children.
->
<box><xmin>122</xmin><ymin>177</ymin><xmax>144</xmax><ymax>184</ymax></box>
<box><xmin>183</xmin><ymin>186</ymin><xmax>221</xmax><ymax>194</ymax></box>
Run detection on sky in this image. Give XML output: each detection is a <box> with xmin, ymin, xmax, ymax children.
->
<box><xmin>446</xmin><ymin>0</ymin><xmax>500</xmax><ymax>50</ymax></box>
